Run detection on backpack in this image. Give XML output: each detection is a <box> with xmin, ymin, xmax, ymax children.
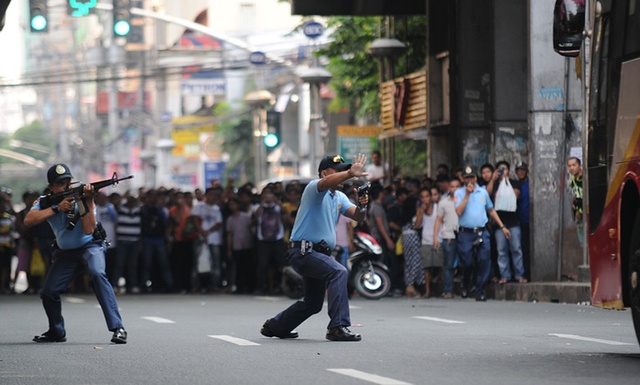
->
<box><xmin>260</xmin><ymin>205</ymin><xmax>281</xmax><ymax>241</ymax></box>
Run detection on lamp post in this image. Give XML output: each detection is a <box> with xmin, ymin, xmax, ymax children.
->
<box><xmin>369</xmin><ymin>37</ymin><xmax>406</xmax><ymax>181</ymax></box>
<box><xmin>300</xmin><ymin>67</ymin><xmax>332</xmax><ymax>173</ymax></box>
<box><xmin>245</xmin><ymin>90</ymin><xmax>274</xmax><ymax>184</ymax></box>
<box><xmin>156</xmin><ymin>138</ymin><xmax>176</xmax><ymax>187</ymax></box>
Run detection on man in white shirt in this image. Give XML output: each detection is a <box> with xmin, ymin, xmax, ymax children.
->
<box><xmin>192</xmin><ymin>188</ymin><xmax>224</xmax><ymax>291</ymax></box>
<box><xmin>364</xmin><ymin>151</ymin><xmax>387</xmax><ymax>185</ymax></box>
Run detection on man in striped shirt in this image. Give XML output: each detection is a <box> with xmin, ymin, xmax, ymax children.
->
<box><xmin>113</xmin><ymin>193</ymin><xmax>142</xmax><ymax>294</ymax></box>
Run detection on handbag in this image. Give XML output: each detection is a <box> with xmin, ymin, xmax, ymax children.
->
<box><xmin>182</xmin><ymin>216</ymin><xmax>200</xmax><ymax>240</ymax></box>
<box><xmin>195</xmin><ymin>239</ymin><xmax>212</xmax><ymax>273</ymax></box>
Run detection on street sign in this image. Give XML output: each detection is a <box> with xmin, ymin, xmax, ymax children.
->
<box><xmin>303</xmin><ymin>21</ymin><xmax>324</xmax><ymax>39</ymax></box>
<box><xmin>160</xmin><ymin>111</ymin><xmax>172</xmax><ymax>123</ymax></box>
<box><xmin>249</xmin><ymin>51</ymin><xmax>267</xmax><ymax>65</ymax></box>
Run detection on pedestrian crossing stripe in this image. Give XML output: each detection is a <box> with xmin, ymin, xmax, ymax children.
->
<box><xmin>208</xmin><ymin>335</ymin><xmax>260</xmax><ymax>346</ymax></box>
<box><xmin>141</xmin><ymin>316</ymin><xmax>176</xmax><ymax>324</ymax></box>
<box><xmin>328</xmin><ymin>369</ymin><xmax>412</xmax><ymax>385</ymax></box>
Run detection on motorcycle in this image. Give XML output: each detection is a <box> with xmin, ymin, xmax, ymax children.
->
<box><xmin>345</xmin><ymin>231</ymin><xmax>391</xmax><ymax>300</ymax></box>
<box><xmin>280</xmin><ymin>231</ymin><xmax>391</xmax><ymax>300</ymax></box>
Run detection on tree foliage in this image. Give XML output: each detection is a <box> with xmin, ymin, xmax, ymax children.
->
<box><xmin>316</xmin><ymin>16</ymin><xmax>427</xmax><ymax>122</ymax></box>
<box><xmin>0</xmin><ymin>120</ymin><xmax>55</xmax><ymax>203</ymax></box>
<box><xmin>318</xmin><ymin>16</ymin><xmax>428</xmax><ymax>178</ymax></box>
<box><xmin>213</xmin><ymin>103</ymin><xmax>254</xmax><ymax>183</ymax></box>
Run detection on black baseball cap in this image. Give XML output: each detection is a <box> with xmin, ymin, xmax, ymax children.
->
<box><xmin>462</xmin><ymin>166</ymin><xmax>477</xmax><ymax>178</ymax></box>
<box><xmin>318</xmin><ymin>155</ymin><xmax>352</xmax><ymax>173</ymax></box>
<box><xmin>47</xmin><ymin>164</ymin><xmax>73</xmax><ymax>184</ymax></box>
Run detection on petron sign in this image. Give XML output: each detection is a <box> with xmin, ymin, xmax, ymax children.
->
<box><xmin>302</xmin><ymin>21</ymin><xmax>324</xmax><ymax>39</ymax></box>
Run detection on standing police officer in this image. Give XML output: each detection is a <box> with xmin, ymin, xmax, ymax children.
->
<box><xmin>261</xmin><ymin>154</ymin><xmax>369</xmax><ymax>341</ymax></box>
<box><xmin>455</xmin><ymin>166</ymin><xmax>510</xmax><ymax>301</ymax></box>
<box><xmin>25</xmin><ymin>164</ymin><xmax>127</xmax><ymax>344</ymax></box>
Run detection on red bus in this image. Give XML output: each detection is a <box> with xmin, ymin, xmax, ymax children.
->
<box><xmin>554</xmin><ymin>0</ymin><xmax>640</xmax><ymax>344</ymax></box>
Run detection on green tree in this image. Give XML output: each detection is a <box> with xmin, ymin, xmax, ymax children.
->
<box><xmin>0</xmin><ymin>120</ymin><xmax>55</xmax><ymax>204</ymax></box>
<box><xmin>212</xmin><ymin>103</ymin><xmax>254</xmax><ymax>183</ymax></box>
<box><xmin>316</xmin><ymin>16</ymin><xmax>427</xmax><ymax>122</ymax></box>
<box><xmin>317</xmin><ymin>16</ymin><xmax>428</xmax><ymax>178</ymax></box>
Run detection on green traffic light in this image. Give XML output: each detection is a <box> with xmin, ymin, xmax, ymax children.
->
<box><xmin>114</xmin><ymin>20</ymin><xmax>131</xmax><ymax>36</ymax></box>
<box><xmin>31</xmin><ymin>14</ymin><xmax>47</xmax><ymax>31</ymax></box>
<box><xmin>264</xmin><ymin>133</ymin><xmax>279</xmax><ymax>148</ymax></box>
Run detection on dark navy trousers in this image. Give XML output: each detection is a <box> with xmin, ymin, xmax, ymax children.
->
<box><xmin>40</xmin><ymin>241</ymin><xmax>124</xmax><ymax>337</ymax></box>
<box><xmin>457</xmin><ymin>229</ymin><xmax>491</xmax><ymax>295</ymax></box>
<box><xmin>269</xmin><ymin>247</ymin><xmax>351</xmax><ymax>333</ymax></box>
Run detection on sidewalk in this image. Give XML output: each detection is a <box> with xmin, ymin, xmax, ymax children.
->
<box><xmin>486</xmin><ymin>281</ymin><xmax>591</xmax><ymax>304</ymax></box>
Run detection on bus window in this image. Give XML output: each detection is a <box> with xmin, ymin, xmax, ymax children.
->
<box><xmin>553</xmin><ymin>0</ymin><xmax>586</xmax><ymax>57</ymax></box>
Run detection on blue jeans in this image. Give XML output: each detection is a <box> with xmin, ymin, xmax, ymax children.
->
<box><xmin>268</xmin><ymin>247</ymin><xmax>351</xmax><ymax>333</ymax></box>
<box><xmin>338</xmin><ymin>246</ymin><xmax>349</xmax><ymax>267</ymax></box>
<box><xmin>441</xmin><ymin>239</ymin><xmax>457</xmax><ymax>294</ymax></box>
<box><xmin>40</xmin><ymin>241</ymin><xmax>124</xmax><ymax>336</ymax></box>
<box><xmin>114</xmin><ymin>240</ymin><xmax>140</xmax><ymax>288</ymax></box>
<box><xmin>495</xmin><ymin>225</ymin><xmax>525</xmax><ymax>281</ymax></box>
<box><xmin>141</xmin><ymin>237</ymin><xmax>173</xmax><ymax>289</ymax></box>
<box><xmin>457</xmin><ymin>229</ymin><xmax>491</xmax><ymax>295</ymax></box>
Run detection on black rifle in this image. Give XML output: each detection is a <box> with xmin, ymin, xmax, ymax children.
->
<box><xmin>39</xmin><ymin>173</ymin><xmax>134</xmax><ymax>217</ymax></box>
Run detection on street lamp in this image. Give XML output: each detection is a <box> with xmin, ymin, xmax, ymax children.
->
<box><xmin>156</xmin><ymin>138</ymin><xmax>176</xmax><ymax>187</ymax></box>
<box><xmin>369</xmin><ymin>38</ymin><xmax>406</xmax><ymax>81</ymax></box>
<box><xmin>368</xmin><ymin>37</ymin><xmax>406</xmax><ymax>181</ymax></box>
<box><xmin>245</xmin><ymin>90</ymin><xmax>274</xmax><ymax>184</ymax></box>
<box><xmin>300</xmin><ymin>67</ymin><xmax>332</xmax><ymax>174</ymax></box>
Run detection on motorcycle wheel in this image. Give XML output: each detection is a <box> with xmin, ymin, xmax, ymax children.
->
<box><xmin>353</xmin><ymin>264</ymin><xmax>391</xmax><ymax>300</ymax></box>
<box><xmin>281</xmin><ymin>268</ymin><xmax>304</xmax><ymax>300</ymax></box>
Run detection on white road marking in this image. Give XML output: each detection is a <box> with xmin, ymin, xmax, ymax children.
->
<box><xmin>208</xmin><ymin>335</ymin><xmax>260</xmax><ymax>346</ymax></box>
<box><xmin>413</xmin><ymin>316</ymin><xmax>465</xmax><ymax>324</ymax></box>
<box><xmin>254</xmin><ymin>296</ymin><xmax>280</xmax><ymax>301</ymax></box>
<box><xmin>64</xmin><ymin>297</ymin><xmax>86</xmax><ymax>304</ymax></box>
<box><xmin>141</xmin><ymin>316</ymin><xmax>176</xmax><ymax>324</ymax></box>
<box><xmin>549</xmin><ymin>333</ymin><xmax>633</xmax><ymax>346</ymax></box>
<box><xmin>328</xmin><ymin>369</ymin><xmax>412</xmax><ymax>385</ymax></box>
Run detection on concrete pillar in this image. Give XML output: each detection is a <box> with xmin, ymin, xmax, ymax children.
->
<box><xmin>528</xmin><ymin>0</ymin><xmax>583</xmax><ymax>281</ymax></box>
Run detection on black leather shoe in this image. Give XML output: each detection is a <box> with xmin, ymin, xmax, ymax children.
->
<box><xmin>461</xmin><ymin>289</ymin><xmax>468</xmax><ymax>299</ymax></box>
<box><xmin>260</xmin><ymin>321</ymin><xmax>299</xmax><ymax>339</ymax></box>
<box><xmin>475</xmin><ymin>294</ymin><xmax>487</xmax><ymax>302</ymax></box>
<box><xmin>326</xmin><ymin>326</ymin><xmax>362</xmax><ymax>342</ymax></box>
<box><xmin>111</xmin><ymin>328</ymin><xmax>127</xmax><ymax>344</ymax></box>
<box><xmin>33</xmin><ymin>330</ymin><xmax>66</xmax><ymax>343</ymax></box>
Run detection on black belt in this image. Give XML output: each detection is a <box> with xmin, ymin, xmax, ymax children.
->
<box><xmin>459</xmin><ymin>226</ymin><xmax>485</xmax><ymax>233</ymax></box>
<box><xmin>288</xmin><ymin>240</ymin><xmax>332</xmax><ymax>256</ymax></box>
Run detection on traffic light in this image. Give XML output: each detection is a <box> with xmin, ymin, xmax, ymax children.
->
<box><xmin>29</xmin><ymin>0</ymin><xmax>48</xmax><ymax>33</ymax></box>
<box><xmin>112</xmin><ymin>0</ymin><xmax>131</xmax><ymax>37</ymax></box>
<box><xmin>265</xmin><ymin>111</ymin><xmax>281</xmax><ymax>149</ymax></box>
<box><xmin>67</xmin><ymin>0</ymin><xmax>97</xmax><ymax>17</ymax></box>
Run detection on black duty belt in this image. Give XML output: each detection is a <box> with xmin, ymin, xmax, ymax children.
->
<box><xmin>459</xmin><ymin>226</ymin><xmax>485</xmax><ymax>233</ymax></box>
<box><xmin>289</xmin><ymin>240</ymin><xmax>332</xmax><ymax>256</ymax></box>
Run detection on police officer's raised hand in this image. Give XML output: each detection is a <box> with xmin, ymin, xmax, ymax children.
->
<box><xmin>348</xmin><ymin>153</ymin><xmax>368</xmax><ymax>178</ymax></box>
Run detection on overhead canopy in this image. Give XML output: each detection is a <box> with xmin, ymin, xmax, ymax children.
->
<box><xmin>291</xmin><ymin>0</ymin><xmax>425</xmax><ymax>16</ymax></box>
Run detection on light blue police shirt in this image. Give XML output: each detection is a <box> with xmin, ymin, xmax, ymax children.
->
<box><xmin>454</xmin><ymin>185</ymin><xmax>493</xmax><ymax>228</ymax></box>
<box><xmin>290</xmin><ymin>179</ymin><xmax>354</xmax><ymax>249</ymax></box>
<box><xmin>32</xmin><ymin>198</ymin><xmax>96</xmax><ymax>250</ymax></box>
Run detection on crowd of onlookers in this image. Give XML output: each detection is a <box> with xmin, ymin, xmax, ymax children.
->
<box><xmin>0</xmin><ymin>154</ymin><xmax>533</xmax><ymax>299</ymax></box>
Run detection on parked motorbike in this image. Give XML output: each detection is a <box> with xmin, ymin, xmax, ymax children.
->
<box><xmin>280</xmin><ymin>231</ymin><xmax>391</xmax><ymax>300</ymax></box>
<box><xmin>345</xmin><ymin>231</ymin><xmax>391</xmax><ymax>300</ymax></box>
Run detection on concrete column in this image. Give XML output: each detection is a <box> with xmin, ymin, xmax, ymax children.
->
<box><xmin>528</xmin><ymin>0</ymin><xmax>583</xmax><ymax>281</ymax></box>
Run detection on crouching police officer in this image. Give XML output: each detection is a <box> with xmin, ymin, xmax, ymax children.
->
<box><xmin>261</xmin><ymin>154</ymin><xmax>369</xmax><ymax>341</ymax></box>
<box><xmin>25</xmin><ymin>164</ymin><xmax>127</xmax><ymax>344</ymax></box>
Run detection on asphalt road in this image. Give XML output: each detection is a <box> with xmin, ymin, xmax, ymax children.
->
<box><xmin>1</xmin><ymin>293</ymin><xmax>640</xmax><ymax>385</ymax></box>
